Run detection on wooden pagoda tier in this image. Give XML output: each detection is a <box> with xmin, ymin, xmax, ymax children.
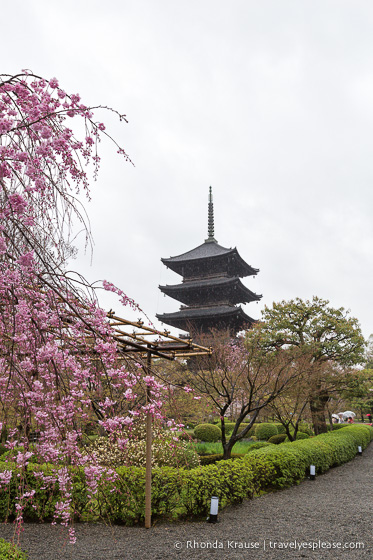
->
<box><xmin>157</xmin><ymin>187</ymin><xmax>261</xmax><ymax>335</ymax></box>
<box><xmin>157</xmin><ymin>305</ymin><xmax>256</xmax><ymax>333</ymax></box>
<box><xmin>161</xmin><ymin>241</ymin><xmax>259</xmax><ymax>280</ymax></box>
<box><xmin>159</xmin><ymin>276</ymin><xmax>261</xmax><ymax>307</ymax></box>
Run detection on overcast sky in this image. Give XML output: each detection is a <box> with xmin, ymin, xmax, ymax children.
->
<box><xmin>3</xmin><ymin>1</ymin><xmax>373</xmax><ymax>339</ymax></box>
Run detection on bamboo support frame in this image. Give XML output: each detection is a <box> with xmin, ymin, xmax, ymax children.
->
<box><xmin>3</xmin><ymin>294</ymin><xmax>212</xmax><ymax>529</ymax></box>
<box><xmin>145</xmin><ymin>349</ymin><xmax>152</xmax><ymax>529</ymax></box>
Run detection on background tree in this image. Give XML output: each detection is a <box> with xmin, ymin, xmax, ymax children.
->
<box><xmin>259</xmin><ymin>297</ymin><xmax>365</xmax><ymax>434</ymax></box>
<box><xmin>175</xmin><ymin>327</ymin><xmax>306</xmax><ymax>459</ymax></box>
<box><xmin>338</xmin><ymin>368</ymin><xmax>373</xmax><ymax>422</ymax></box>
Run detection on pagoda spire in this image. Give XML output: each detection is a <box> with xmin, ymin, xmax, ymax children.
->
<box><xmin>205</xmin><ymin>186</ymin><xmax>217</xmax><ymax>243</ymax></box>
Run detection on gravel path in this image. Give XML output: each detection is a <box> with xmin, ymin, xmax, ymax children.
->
<box><xmin>1</xmin><ymin>444</ymin><xmax>372</xmax><ymax>560</ymax></box>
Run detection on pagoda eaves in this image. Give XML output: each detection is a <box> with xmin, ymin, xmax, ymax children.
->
<box><xmin>157</xmin><ymin>305</ymin><xmax>255</xmax><ymax>334</ymax></box>
<box><xmin>162</xmin><ymin>242</ymin><xmax>258</xmax><ymax>279</ymax></box>
<box><xmin>159</xmin><ymin>276</ymin><xmax>262</xmax><ymax>307</ymax></box>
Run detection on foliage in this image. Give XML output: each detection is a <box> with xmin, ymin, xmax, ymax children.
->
<box><xmin>89</xmin><ymin>427</ymin><xmax>200</xmax><ymax>469</ymax></box>
<box><xmin>284</xmin><ymin>432</ymin><xmax>310</xmax><ymax>442</ymax></box>
<box><xmin>181</xmin><ymin>328</ymin><xmax>306</xmax><ymax>459</ymax></box>
<box><xmin>326</xmin><ymin>424</ymin><xmax>346</xmax><ymax>431</ymax></box>
<box><xmin>273</xmin><ymin>423</ymin><xmax>286</xmax><ymax>434</ymax></box>
<box><xmin>297</xmin><ymin>423</ymin><xmax>314</xmax><ymax>436</ymax></box>
<box><xmin>225</xmin><ymin>422</ymin><xmax>257</xmax><ymax>438</ymax></box>
<box><xmin>0</xmin><ymin>539</ymin><xmax>28</xmax><ymax>560</ymax></box>
<box><xmin>245</xmin><ymin>425</ymin><xmax>373</xmax><ymax>489</ymax></box>
<box><xmin>268</xmin><ymin>434</ymin><xmax>287</xmax><ymax>444</ymax></box>
<box><xmin>193</xmin><ymin>423</ymin><xmax>222</xmax><ymax>442</ymax></box>
<box><xmin>199</xmin><ymin>453</ymin><xmax>245</xmax><ymax>465</ymax></box>
<box><xmin>255</xmin><ymin>423</ymin><xmax>278</xmax><ymax>441</ymax></box>
<box><xmin>177</xmin><ymin>431</ymin><xmax>196</xmax><ymax>442</ymax></box>
<box><xmin>245</xmin><ymin>441</ymin><xmax>273</xmax><ymax>452</ymax></box>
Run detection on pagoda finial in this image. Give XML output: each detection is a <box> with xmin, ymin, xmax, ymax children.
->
<box><xmin>205</xmin><ymin>186</ymin><xmax>217</xmax><ymax>243</ymax></box>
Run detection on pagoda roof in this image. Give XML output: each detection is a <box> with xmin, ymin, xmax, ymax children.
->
<box><xmin>156</xmin><ymin>305</ymin><xmax>255</xmax><ymax>332</ymax></box>
<box><xmin>162</xmin><ymin>240</ymin><xmax>258</xmax><ymax>277</ymax></box>
<box><xmin>159</xmin><ymin>276</ymin><xmax>262</xmax><ymax>305</ymax></box>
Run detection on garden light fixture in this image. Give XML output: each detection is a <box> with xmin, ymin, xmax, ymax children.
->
<box><xmin>207</xmin><ymin>496</ymin><xmax>219</xmax><ymax>523</ymax></box>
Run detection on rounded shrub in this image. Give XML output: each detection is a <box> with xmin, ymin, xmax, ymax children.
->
<box><xmin>273</xmin><ymin>423</ymin><xmax>286</xmax><ymax>434</ymax></box>
<box><xmin>268</xmin><ymin>434</ymin><xmax>287</xmax><ymax>445</ymax></box>
<box><xmin>194</xmin><ymin>423</ymin><xmax>222</xmax><ymax>442</ymax></box>
<box><xmin>0</xmin><ymin>539</ymin><xmax>28</xmax><ymax>560</ymax></box>
<box><xmin>255</xmin><ymin>423</ymin><xmax>278</xmax><ymax>441</ymax></box>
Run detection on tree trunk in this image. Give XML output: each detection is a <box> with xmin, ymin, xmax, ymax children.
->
<box><xmin>222</xmin><ymin>439</ymin><xmax>236</xmax><ymax>460</ymax></box>
<box><xmin>309</xmin><ymin>392</ymin><xmax>329</xmax><ymax>434</ymax></box>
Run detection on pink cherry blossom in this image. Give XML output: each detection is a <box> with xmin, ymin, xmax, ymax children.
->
<box><xmin>0</xmin><ymin>72</ymin><xmax>162</xmax><ymax>542</ymax></box>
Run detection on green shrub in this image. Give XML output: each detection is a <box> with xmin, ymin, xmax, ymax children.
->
<box><xmin>268</xmin><ymin>434</ymin><xmax>287</xmax><ymax>444</ymax></box>
<box><xmin>0</xmin><ymin>539</ymin><xmax>28</xmax><ymax>560</ymax></box>
<box><xmin>244</xmin><ymin>425</ymin><xmax>373</xmax><ymax>489</ymax></box>
<box><xmin>200</xmin><ymin>453</ymin><xmax>244</xmax><ymax>465</ymax></box>
<box><xmin>298</xmin><ymin>423</ymin><xmax>314</xmax><ymax>436</ymax></box>
<box><xmin>255</xmin><ymin>423</ymin><xmax>278</xmax><ymax>441</ymax></box>
<box><xmin>326</xmin><ymin>423</ymin><xmax>348</xmax><ymax>431</ymax></box>
<box><xmin>193</xmin><ymin>424</ymin><xmax>222</xmax><ymax>442</ymax></box>
<box><xmin>284</xmin><ymin>432</ymin><xmax>310</xmax><ymax>442</ymax></box>
<box><xmin>246</xmin><ymin>441</ymin><xmax>273</xmax><ymax>453</ymax></box>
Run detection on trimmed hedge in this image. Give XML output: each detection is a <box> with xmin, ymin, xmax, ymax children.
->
<box><xmin>0</xmin><ymin>539</ymin><xmax>28</xmax><ymax>560</ymax></box>
<box><xmin>246</xmin><ymin>425</ymin><xmax>373</xmax><ymax>489</ymax></box>
<box><xmin>194</xmin><ymin>424</ymin><xmax>222</xmax><ymax>442</ymax></box>
<box><xmin>0</xmin><ymin>425</ymin><xmax>372</xmax><ymax>525</ymax></box>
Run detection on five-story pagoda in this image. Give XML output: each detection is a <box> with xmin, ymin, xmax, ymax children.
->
<box><xmin>156</xmin><ymin>188</ymin><xmax>262</xmax><ymax>335</ymax></box>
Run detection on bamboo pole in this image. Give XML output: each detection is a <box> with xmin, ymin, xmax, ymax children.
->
<box><xmin>145</xmin><ymin>349</ymin><xmax>152</xmax><ymax>529</ymax></box>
